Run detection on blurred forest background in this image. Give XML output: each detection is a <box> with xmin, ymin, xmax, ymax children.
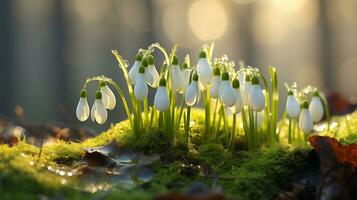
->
<box><xmin>0</xmin><ymin>0</ymin><xmax>356</xmax><ymax>131</ymax></box>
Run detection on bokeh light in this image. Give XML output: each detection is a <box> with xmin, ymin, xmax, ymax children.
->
<box><xmin>188</xmin><ymin>0</ymin><xmax>228</xmax><ymax>41</ymax></box>
<box><xmin>253</xmin><ymin>6</ymin><xmax>286</xmax><ymax>46</ymax></box>
<box><xmin>74</xmin><ymin>0</ymin><xmax>111</xmax><ymax>22</ymax></box>
<box><xmin>272</xmin><ymin>0</ymin><xmax>307</xmax><ymax>13</ymax></box>
<box><xmin>118</xmin><ymin>0</ymin><xmax>150</xmax><ymax>33</ymax></box>
<box><xmin>338</xmin><ymin>57</ymin><xmax>357</xmax><ymax>97</ymax></box>
<box><xmin>162</xmin><ymin>3</ymin><xmax>197</xmax><ymax>47</ymax></box>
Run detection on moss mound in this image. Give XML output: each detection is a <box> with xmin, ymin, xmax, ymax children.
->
<box><xmin>0</xmin><ymin>110</ymin><xmax>356</xmax><ymax>200</ymax></box>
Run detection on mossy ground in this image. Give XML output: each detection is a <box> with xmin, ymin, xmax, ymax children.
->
<box><xmin>0</xmin><ymin>110</ymin><xmax>356</xmax><ymax>200</ymax></box>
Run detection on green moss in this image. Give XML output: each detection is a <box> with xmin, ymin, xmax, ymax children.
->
<box><xmin>0</xmin><ymin>110</ymin><xmax>356</xmax><ymax>199</ymax></box>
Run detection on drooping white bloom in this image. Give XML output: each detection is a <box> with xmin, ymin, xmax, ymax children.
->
<box><xmin>210</xmin><ymin>67</ymin><xmax>221</xmax><ymax>99</ymax></box>
<box><xmin>91</xmin><ymin>91</ymin><xmax>108</xmax><ymax>125</ymax></box>
<box><xmin>299</xmin><ymin>101</ymin><xmax>313</xmax><ymax>134</ymax></box>
<box><xmin>141</xmin><ymin>58</ymin><xmax>154</xmax><ymax>87</ymax></box>
<box><xmin>146</xmin><ymin>55</ymin><xmax>160</xmax><ymax>88</ymax></box>
<box><xmin>185</xmin><ymin>74</ymin><xmax>201</xmax><ymax>106</ymax></box>
<box><xmin>76</xmin><ymin>90</ymin><xmax>90</xmax><ymax>122</ymax></box>
<box><xmin>242</xmin><ymin>75</ymin><xmax>251</xmax><ymax>106</ymax></box>
<box><xmin>309</xmin><ymin>92</ymin><xmax>324</xmax><ymax>123</ymax></box>
<box><xmin>134</xmin><ymin>66</ymin><xmax>148</xmax><ymax>101</ymax></box>
<box><xmin>231</xmin><ymin>79</ymin><xmax>243</xmax><ymax>114</ymax></box>
<box><xmin>219</xmin><ymin>72</ymin><xmax>236</xmax><ymax>107</ymax></box>
<box><xmin>128</xmin><ymin>53</ymin><xmax>142</xmax><ymax>84</ymax></box>
<box><xmin>170</xmin><ymin>56</ymin><xmax>185</xmax><ymax>93</ymax></box>
<box><xmin>197</xmin><ymin>51</ymin><xmax>212</xmax><ymax>86</ymax></box>
<box><xmin>248</xmin><ymin>76</ymin><xmax>266</xmax><ymax>111</ymax></box>
<box><xmin>181</xmin><ymin>63</ymin><xmax>192</xmax><ymax>90</ymax></box>
<box><xmin>154</xmin><ymin>78</ymin><xmax>170</xmax><ymax>112</ymax></box>
<box><xmin>286</xmin><ymin>91</ymin><xmax>300</xmax><ymax>118</ymax></box>
<box><xmin>100</xmin><ymin>81</ymin><xmax>116</xmax><ymax>110</ymax></box>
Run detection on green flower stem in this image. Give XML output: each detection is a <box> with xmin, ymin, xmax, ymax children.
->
<box><xmin>158</xmin><ymin>111</ymin><xmax>163</xmax><ymax>129</ymax></box>
<box><xmin>288</xmin><ymin>117</ymin><xmax>292</xmax><ymax>144</ymax></box>
<box><xmin>211</xmin><ymin>100</ymin><xmax>219</xmax><ymax>134</ymax></box>
<box><xmin>216</xmin><ymin>106</ymin><xmax>223</xmax><ymax>139</ymax></box>
<box><xmin>248</xmin><ymin>108</ymin><xmax>255</xmax><ymax>148</ymax></box>
<box><xmin>269</xmin><ymin>66</ymin><xmax>279</xmax><ymax>142</ymax></box>
<box><xmin>220</xmin><ymin>105</ymin><xmax>229</xmax><ymax>147</ymax></box>
<box><xmin>144</xmin><ymin>97</ymin><xmax>149</xmax><ymax>127</ymax></box>
<box><xmin>204</xmin><ymin>88</ymin><xmax>211</xmax><ymax>139</ymax></box>
<box><xmin>292</xmin><ymin>119</ymin><xmax>297</xmax><ymax>144</ymax></box>
<box><xmin>185</xmin><ymin>106</ymin><xmax>191</xmax><ymax>145</ymax></box>
<box><xmin>231</xmin><ymin>113</ymin><xmax>237</xmax><ymax>151</ymax></box>
<box><xmin>136</xmin><ymin>100</ymin><xmax>143</xmax><ymax>134</ymax></box>
<box><xmin>253</xmin><ymin>111</ymin><xmax>260</xmax><ymax>147</ymax></box>
<box><xmin>149</xmin><ymin>106</ymin><xmax>155</xmax><ymax>129</ymax></box>
<box><xmin>241</xmin><ymin>108</ymin><xmax>250</xmax><ymax>149</ymax></box>
<box><xmin>176</xmin><ymin>94</ymin><xmax>185</xmax><ymax>126</ymax></box>
<box><xmin>171</xmin><ymin>92</ymin><xmax>177</xmax><ymax>134</ymax></box>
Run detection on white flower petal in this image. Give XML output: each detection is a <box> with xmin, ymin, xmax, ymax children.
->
<box><xmin>171</xmin><ymin>65</ymin><xmax>185</xmax><ymax>93</ymax></box>
<box><xmin>91</xmin><ymin>101</ymin><xmax>97</xmax><ymax>122</ymax></box>
<box><xmin>299</xmin><ymin>109</ymin><xmax>313</xmax><ymax>134</ymax></box>
<box><xmin>182</xmin><ymin>69</ymin><xmax>191</xmax><ymax>89</ymax></box>
<box><xmin>154</xmin><ymin>86</ymin><xmax>170</xmax><ymax>112</ymax></box>
<box><xmin>210</xmin><ymin>76</ymin><xmax>221</xmax><ymax>99</ymax></box>
<box><xmin>309</xmin><ymin>96</ymin><xmax>324</xmax><ymax>123</ymax></box>
<box><xmin>144</xmin><ymin>68</ymin><xmax>155</xmax><ymax>87</ymax></box>
<box><xmin>101</xmin><ymin>85</ymin><xmax>116</xmax><ymax>110</ymax></box>
<box><xmin>231</xmin><ymin>89</ymin><xmax>243</xmax><ymax>114</ymax></box>
<box><xmin>128</xmin><ymin>61</ymin><xmax>140</xmax><ymax>84</ymax></box>
<box><xmin>76</xmin><ymin>97</ymin><xmax>90</xmax><ymax>122</ymax></box>
<box><xmin>197</xmin><ymin>58</ymin><xmax>212</xmax><ymax>85</ymax></box>
<box><xmin>220</xmin><ymin>81</ymin><xmax>236</xmax><ymax>107</ymax></box>
<box><xmin>248</xmin><ymin>85</ymin><xmax>266</xmax><ymax>111</ymax></box>
<box><xmin>286</xmin><ymin>95</ymin><xmax>300</xmax><ymax>118</ymax></box>
<box><xmin>185</xmin><ymin>81</ymin><xmax>200</xmax><ymax>106</ymax></box>
<box><xmin>134</xmin><ymin>74</ymin><xmax>148</xmax><ymax>101</ymax></box>
<box><xmin>242</xmin><ymin>81</ymin><xmax>251</xmax><ymax>106</ymax></box>
<box><xmin>148</xmin><ymin>65</ymin><xmax>160</xmax><ymax>88</ymax></box>
<box><xmin>94</xmin><ymin>100</ymin><xmax>107</xmax><ymax>125</ymax></box>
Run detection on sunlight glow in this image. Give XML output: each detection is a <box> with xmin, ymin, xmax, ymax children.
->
<box><xmin>74</xmin><ymin>0</ymin><xmax>111</xmax><ymax>22</ymax></box>
<box><xmin>188</xmin><ymin>0</ymin><xmax>228</xmax><ymax>41</ymax></box>
<box><xmin>272</xmin><ymin>0</ymin><xmax>307</xmax><ymax>13</ymax></box>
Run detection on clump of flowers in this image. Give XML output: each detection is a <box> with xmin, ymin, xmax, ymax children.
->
<box><xmin>76</xmin><ymin>43</ymin><xmax>331</xmax><ymax>150</ymax></box>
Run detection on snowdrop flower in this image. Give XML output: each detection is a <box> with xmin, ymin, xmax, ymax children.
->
<box><xmin>76</xmin><ymin>89</ymin><xmax>90</xmax><ymax>122</ymax></box>
<box><xmin>154</xmin><ymin>78</ymin><xmax>170</xmax><ymax>112</ymax></box>
<box><xmin>286</xmin><ymin>90</ymin><xmax>300</xmax><ymax>118</ymax></box>
<box><xmin>141</xmin><ymin>58</ymin><xmax>154</xmax><ymax>87</ymax></box>
<box><xmin>197</xmin><ymin>51</ymin><xmax>212</xmax><ymax>86</ymax></box>
<box><xmin>185</xmin><ymin>73</ymin><xmax>201</xmax><ymax>106</ymax></box>
<box><xmin>309</xmin><ymin>92</ymin><xmax>324</xmax><ymax>123</ymax></box>
<box><xmin>100</xmin><ymin>81</ymin><xmax>116</xmax><ymax>110</ymax></box>
<box><xmin>170</xmin><ymin>56</ymin><xmax>185</xmax><ymax>93</ymax></box>
<box><xmin>219</xmin><ymin>72</ymin><xmax>236</xmax><ymax>107</ymax></box>
<box><xmin>231</xmin><ymin>79</ymin><xmax>243</xmax><ymax>114</ymax></box>
<box><xmin>299</xmin><ymin>101</ymin><xmax>313</xmax><ymax>134</ymax></box>
<box><xmin>91</xmin><ymin>91</ymin><xmax>108</xmax><ymax>125</ymax></box>
<box><xmin>134</xmin><ymin>66</ymin><xmax>148</xmax><ymax>101</ymax></box>
<box><xmin>146</xmin><ymin>55</ymin><xmax>160</xmax><ymax>88</ymax></box>
<box><xmin>242</xmin><ymin>75</ymin><xmax>251</xmax><ymax>106</ymax></box>
<box><xmin>210</xmin><ymin>67</ymin><xmax>221</xmax><ymax>99</ymax></box>
<box><xmin>128</xmin><ymin>53</ymin><xmax>142</xmax><ymax>84</ymax></box>
<box><xmin>248</xmin><ymin>76</ymin><xmax>265</xmax><ymax>111</ymax></box>
<box><xmin>181</xmin><ymin>63</ymin><xmax>192</xmax><ymax>89</ymax></box>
